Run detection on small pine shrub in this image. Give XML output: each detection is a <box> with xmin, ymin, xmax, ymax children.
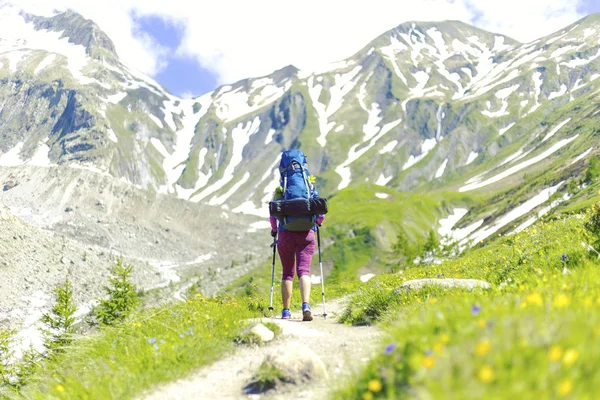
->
<box><xmin>0</xmin><ymin>329</ymin><xmax>16</xmax><ymax>389</ymax></box>
<box><xmin>95</xmin><ymin>258</ymin><xmax>139</xmax><ymax>326</ymax></box>
<box><xmin>41</xmin><ymin>279</ymin><xmax>77</xmax><ymax>356</ymax></box>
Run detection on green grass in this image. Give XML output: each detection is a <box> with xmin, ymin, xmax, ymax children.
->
<box><xmin>334</xmin><ymin>212</ymin><xmax>600</xmax><ymax>399</ymax></box>
<box><xmin>19</xmin><ymin>295</ymin><xmax>258</xmax><ymax>400</ymax></box>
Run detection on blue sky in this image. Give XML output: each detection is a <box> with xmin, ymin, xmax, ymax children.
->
<box><xmin>135</xmin><ymin>15</ymin><xmax>218</xmax><ymax>97</ymax></box>
<box><xmin>133</xmin><ymin>0</ymin><xmax>600</xmax><ymax>98</ymax></box>
<box><xmin>581</xmin><ymin>0</ymin><xmax>600</xmax><ymax>14</ymax></box>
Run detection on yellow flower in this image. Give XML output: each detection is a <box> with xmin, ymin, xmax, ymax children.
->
<box><xmin>308</xmin><ymin>175</ymin><xmax>317</xmax><ymax>184</ymax></box>
<box><xmin>478</xmin><ymin>365</ymin><xmax>495</xmax><ymax>383</ymax></box>
<box><xmin>526</xmin><ymin>292</ymin><xmax>543</xmax><ymax>306</ymax></box>
<box><xmin>195</xmin><ymin>293</ymin><xmax>202</xmax><ymax>297</ymax></box>
<box><xmin>433</xmin><ymin>342</ymin><xmax>444</xmax><ymax>353</ymax></box>
<box><xmin>56</xmin><ymin>384</ymin><xmax>65</xmax><ymax>392</ymax></box>
<box><xmin>362</xmin><ymin>392</ymin><xmax>374</xmax><ymax>400</ymax></box>
<box><xmin>584</xmin><ymin>297</ymin><xmax>593</xmax><ymax>307</ymax></box>
<box><xmin>558</xmin><ymin>379</ymin><xmax>573</xmax><ymax>397</ymax></box>
<box><xmin>475</xmin><ymin>340</ymin><xmax>491</xmax><ymax>356</ymax></box>
<box><xmin>368</xmin><ymin>379</ymin><xmax>382</xmax><ymax>392</ymax></box>
<box><xmin>563</xmin><ymin>349</ymin><xmax>579</xmax><ymax>366</ymax></box>
<box><xmin>548</xmin><ymin>345</ymin><xmax>563</xmax><ymax>361</ymax></box>
<box><xmin>477</xmin><ymin>319</ymin><xmax>487</xmax><ymax>328</ymax></box>
<box><xmin>428</xmin><ymin>297</ymin><xmax>438</xmax><ymax>305</ymax></box>
<box><xmin>554</xmin><ymin>294</ymin><xmax>571</xmax><ymax>308</ymax></box>
<box><xmin>440</xmin><ymin>333</ymin><xmax>450</xmax><ymax>343</ymax></box>
<box><xmin>422</xmin><ymin>355</ymin><xmax>435</xmax><ymax>369</ymax></box>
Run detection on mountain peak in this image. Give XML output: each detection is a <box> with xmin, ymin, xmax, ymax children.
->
<box><xmin>22</xmin><ymin>9</ymin><xmax>118</xmax><ymax>60</ymax></box>
<box><xmin>391</xmin><ymin>19</ymin><xmax>521</xmax><ymax>46</ymax></box>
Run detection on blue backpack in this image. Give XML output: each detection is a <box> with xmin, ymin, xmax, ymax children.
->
<box><xmin>277</xmin><ymin>149</ymin><xmax>317</xmax><ymax>231</ymax></box>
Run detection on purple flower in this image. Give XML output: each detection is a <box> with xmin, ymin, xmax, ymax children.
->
<box><xmin>562</xmin><ymin>254</ymin><xmax>567</xmax><ymax>262</ymax></box>
<box><xmin>424</xmin><ymin>349</ymin><xmax>433</xmax><ymax>356</ymax></box>
<box><xmin>384</xmin><ymin>344</ymin><xmax>396</xmax><ymax>355</ymax></box>
<box><xmin>147</xmin><ymin>338</ymin><xmax>157</xmax><ymax>344</ymax></box>
<box><xmin>179</xmin><ymin>333</ymin><xmax>185</xmax><ymax>339</ymax></box>
<box><xmin>471</xmin><ymin>305</ymin><xmax>481</xmax><ymax>316</ymax></box>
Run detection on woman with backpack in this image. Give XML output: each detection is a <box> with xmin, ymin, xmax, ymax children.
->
<box><xmin>269</xmin><ymin>149</ymin><xmax>325</xmax><ymax>321</ymax></box>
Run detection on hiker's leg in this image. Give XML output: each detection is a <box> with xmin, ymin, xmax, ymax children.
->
<box><xmin>282</xmin><ymin>279</ymin><xmax>293</xmax><ymax>310</ymax></box>
<box><xmin>296</xmin><ymin>230</ymin><xmax>316</xmax><ymax>304</ymax></box>
<box><xmin>299</xmin><ymin>275</ymin><xmax>311</xmax><ymax>304</ymax></box>
<box><xmin>277</xmin><ymin>231</ymin><xmax>295</xmax><ymax>310</ymax></box>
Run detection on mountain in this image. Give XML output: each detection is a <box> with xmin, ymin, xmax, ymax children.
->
<box><xmin>1</xmin><ymin>5</ymin><xmax>600</xmax><ymax>269</ymax></box>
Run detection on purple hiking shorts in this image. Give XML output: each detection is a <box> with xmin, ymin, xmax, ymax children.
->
<box><xmin>277</xmin><ymin>230</ymin><xmax>316</xmax><ymax>281</ymax></box>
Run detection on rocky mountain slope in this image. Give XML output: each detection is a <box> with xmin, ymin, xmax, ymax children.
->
<box><xmin>2</xmin><ymin>6</ymin><xmax>599</xmax><ymax>241</ymax></box>
<box><xmin>2</xmin><ymin>6</ymin><xmax>600</xmax><ymax>285</ymax></box>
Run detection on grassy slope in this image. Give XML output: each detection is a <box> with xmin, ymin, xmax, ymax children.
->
<box><xmin>335</xmin><ymin>210</ymin><xmax>600</xmax><ymax>399</ymax></box>
<box><xmin>18</xmin><ymin>296</ymin><xmax>257</xmax><ymax>400</ymax></box>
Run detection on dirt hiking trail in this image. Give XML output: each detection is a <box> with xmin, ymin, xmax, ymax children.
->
<box><xmin>143</xmin><ymin>298</ymin><xmax>383</xmax><ymax>400</ymax></box>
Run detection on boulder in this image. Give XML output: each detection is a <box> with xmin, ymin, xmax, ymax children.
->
<box><xmin>400</xmin><ymin>278</ymin><xmax>491</xmax><ymax>290</ymax></box>
<box><xmin>249</xmin><ymin>324</ymin><xmax>275</xmax><ymax>343</ymax></box>
<box><xmin>246</xmin><ymin>346</ymin><xmax>327</xmax><ymax>393</ymax></box>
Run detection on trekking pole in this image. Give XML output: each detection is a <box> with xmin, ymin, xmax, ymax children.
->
<box><xmin>316</xmin><ymin>226</ymin><xmax>327</xmax><ymax>319</ymax></box>
<box><xmin>269</xmin><ymin>238</ymin><xmax>277</xmax><ymax>313</ymax></box>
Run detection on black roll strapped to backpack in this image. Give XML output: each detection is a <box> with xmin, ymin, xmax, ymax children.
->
<box><xmin>269</xmin><ymin>197</ymin><xmax>328</xmax><ymax>217</ymax></box>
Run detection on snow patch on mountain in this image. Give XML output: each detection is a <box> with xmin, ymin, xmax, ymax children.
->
<box><xmin>435</xmin><ymin>158</ymin><xmax>448</xmax><ymax>178</ymax></box>
<box><xmin>363</xmin><ymin>103</ymin><xmax>383</xmax><ymax>141</ymax></box>
<box><xmin>33</xmin><ymin>53</ymin><xmax>56</xmax><ymax>74</ymax></box>
<box><xmin>380</xmin><ymin>140</ymin><xmax>398</xmax><ymax>155</ymax></box>
<box><xmin>460</xmin><ymin>135</ymin><xmax>578</xmax><ymax>191</ymax></box>
<box><xmin>548</xmin><ymin>84</ymin><xmax>568</xmax><ymax>100</ymax></box>
<box><xmin>468</xmin><ymin>182</ymin><xmax>564</xmax><ymax>243</ymax></box>
<box><xmin>336</xmin><ymin>118</ymin><xmax>402</xmax><ymax>190</ymax></box>
<box><xmin>192</xmin><ymin>116</ymin><xmax>260</xmax><ymax>202</ymax></box>
<box><xmin>500</xmin><ymin>149</ymin><xmax>524</xmax><ymax>166</ymax></box>
<box><xmin>403</xmin><ymin>138</ymin><xmax>438</xmax><ymax>170</ymax></box>
<box><xmin>28</xmin><ymin>142</ymin><xmax>51</xmax><ymax>166</ymax></box>
<box><xmin>0</xmin><ymin>7</ymin><xmax>92</xmax><ymax>83</ymax></box>
<box><xmin>208</xmin><ymin>171</ymin><xmax>251</xmax><ymax>206</ymax></box>
<box><xmin>148</xmin><ymin>114</ymin><xmax>164</xmax><ymax>129</ymax></box>
<box><xmin>526</xmin><ymin>72</ymin><xmax>544</xmax><ymax>115</ymax></box>
<box><xmin>264</xmin><ymin>129</ymin><xmax>276</xmax><ymax>145</ymax></box>
<box><xmin>0</xmin><ymin>141</ymin><xmax>24</xmax><ymax>166</ymax></box>
<box><xmin>310</xmin><ymin>66</ymin><xmax>361</xmax><ymax>147</ymax></box>
<box><xmin>214</xmin><ymin>81</ymin><xmax>290</xmax><ymax>122</ymax></box>
<box><xmin>466</xmin><ymin>151</ymin><xmax>478</xmax><ymax>165</ymax></box>
<box><xmin>482</xmin><ymin>84</ymin><xmax>520</xmax><ymax>117</ymax></box>
<box><xmin>376</xmin><ymin>173</ymin><xmax>393</xmax><ymax>186</ymax></box>
<box><xmin>438</xmin><ymin>208</ymin><xmax>469</xmax><ymax>239</ymax></box>
<box><xmin>542</xmin><ymin>118</ymin><xmax>571</xmax><ymax>142</ymax></box>
<box><xmin>570</xmin><ymin>147</ymin><xmax>593</xmax><ymax>165</ymax></box>
<box><xmin>563</xmin><ymin>49</ymin><xmax>600</xmax><ymax>68</ymax></box>
<box><xmin>107</xmin><ymin>129</ymin><xmax>118</xmax><ymax>143</ymax></box>
<box><xmin>158</xmin><ymin>95</ymin><xmax>212</xmax><ymax>194</ymax></box>
<box><xmin>380</xmin><ymin>34</ymin><xmax>409</xmax><ymax>85</ymax></box>
<box><xmin>551</xmin><ymin>45</ymin><xmax>580</xmax><ymax>60</ymax></box>
<box><xmin>499</xmin><ymin>122</ymin><xmax>515</xmax><ymax>135</ymax></box>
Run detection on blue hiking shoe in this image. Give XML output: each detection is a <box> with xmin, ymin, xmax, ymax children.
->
<box><xmin>302</xmin><ymin>302</ymin><xmax>313</xmax><ymax>321</ymax></box>
<box><xmin>281</xmin><ymin>308</ymin><xmax>292</xmax><ymax>319</ymax></box>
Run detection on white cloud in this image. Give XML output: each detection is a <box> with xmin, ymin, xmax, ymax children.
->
<box><xmin>8</xmin><ymin>0</ymin><xmax>587</xmax><ymax>88</ymax></box>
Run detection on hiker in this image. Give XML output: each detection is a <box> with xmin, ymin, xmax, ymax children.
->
<box><xmin>269</xmin><ymin>149</ymin><xmax>325</xmax><ymax>321</ymax></box>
